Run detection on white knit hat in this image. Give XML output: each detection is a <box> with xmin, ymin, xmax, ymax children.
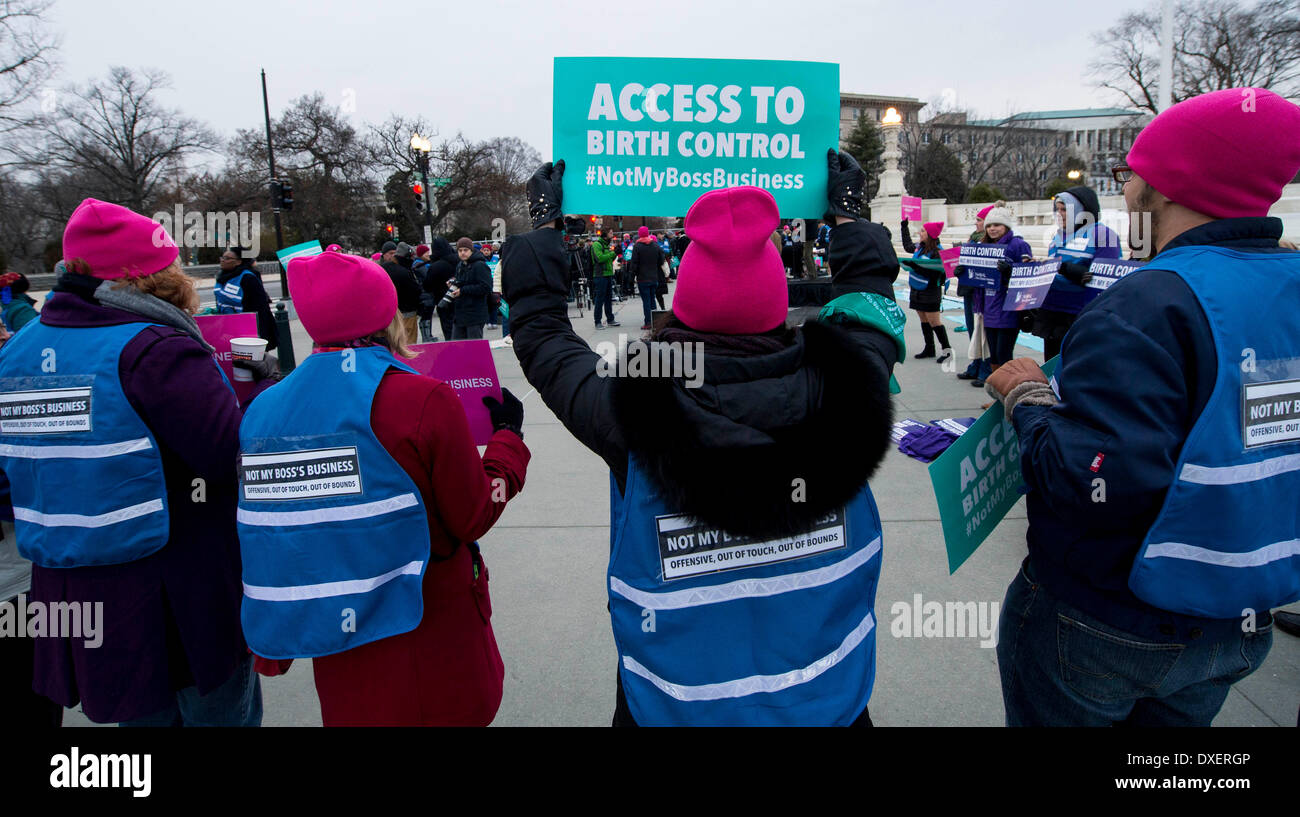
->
<box><xmin>983</xmin><ymin>207</ymin><xmax>1016</xmax><ymax>229</ymax></box>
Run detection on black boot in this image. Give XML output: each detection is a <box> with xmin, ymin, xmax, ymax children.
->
<box><xmin>914</xmin><ymin>322</ymin><xmax>935</xmax><ymax>359</ymax></box>
<box><xmin>932</xmin><ymin>325</ymin><xmax>952</xmax><ymax>364</ymax></box>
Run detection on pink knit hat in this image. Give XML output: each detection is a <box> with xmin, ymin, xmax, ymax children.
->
<box><xmin>672</xmin><ymin>186</ymin><xmax>787</xmax><ymax>335</ymax></box>
<box><xmin>370</xmin><ymin>252</ymin><xmax>382</xmax><ymax>262</ymax></box>
<box><xmin>288</xmin><ymin>252</ymin><xmax>396</xmax><ymax>343</ymax></box>
<box><xmin>923</xmin><ymin>221</ymin><xmax>944</xmax><ymax>240</ymax></box>
<box><xmin>976</xmin><ymin>205</ymin><xmax>994</xmax><ymax>220</ymax></box>
<box><xmin>62</xmin><ymin>198</ymin><xmax>179</xmax><ymax>280</ymax></box>
<box><xmin>638</xmin><ymin>225</ymin><xmax>650</xmax><ymax>239</ymax></box>
<box><xmin>1127</xmin><ymin>88</ymin><xmax>1300</xmax><ymax>219</ymax></box>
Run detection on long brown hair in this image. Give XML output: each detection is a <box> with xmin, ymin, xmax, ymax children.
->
<box><xmin>109</xmin><ymin>262</ymin><xmax>200</xmax><ymax>313</ymax></box>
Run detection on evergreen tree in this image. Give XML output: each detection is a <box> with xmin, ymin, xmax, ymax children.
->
<box><xmin>842</xmin><ymin>115</ymin><xmax>886</xmax><ymax>202</ymax></box>
<box><xmin>906</xmin><ymin>142</ymin><xmax>967</xmax><ymax>203</ymax></box>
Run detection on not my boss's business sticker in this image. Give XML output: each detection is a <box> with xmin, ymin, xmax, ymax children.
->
<box><xmin>0</xmin><ymin>386</ymin><xmax>93</xmax><ymax>434</ymax></box>
<box><xmin>241</xmin><ymin>446</ymin><xmax>363</xmax><ymax>501</ymax></box>
<box><xmin>1242</xmin><ymin>378</ymin><xmax>1300</xmax><ymax>448</ymax></box>
<box><xmin>655</xmin><ymin>509</ymin><xmax>847</xmax><ymax>581</ymax></box>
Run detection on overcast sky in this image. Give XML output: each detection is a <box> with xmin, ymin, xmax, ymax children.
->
<box><xmin>51</xmin><ymin>0</ymin><xmax>1147</xmax><ymax>159</ymax></box>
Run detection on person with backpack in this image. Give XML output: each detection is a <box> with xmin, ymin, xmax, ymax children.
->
<box><xmin>501</xmin><ymin>152</ymin><xmax>902</xmax><ymax>726</ymax></box>
<box><xmin>985</xmin><ymin>88</ymin><xmax>1300</xmax><ymax>726</ymax></box>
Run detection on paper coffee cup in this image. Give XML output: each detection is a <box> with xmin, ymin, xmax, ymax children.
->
<box><xmin>229</xmin><ymin>337</ymin><xmax>268</xmax><ymax>381</ymax></box>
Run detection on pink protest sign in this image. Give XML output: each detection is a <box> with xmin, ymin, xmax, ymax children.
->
<box><xmin>901</xmin><ymin>196</ymin><xmax>923</xmax><ymax>221</ymax></box>
<box><xmin>939</xmin><ymin>246</ymin><xmax>962</xmax><ymax>278</ymax></box>
<box><xmin>196</xmin><ymin>313</ymin><xmax>258</xmax><ymax>404</ymax></box>
<box><xmin>407</xmin><ymin>340</ymin><xmax>503</xmax><ymax>445</ymax></box>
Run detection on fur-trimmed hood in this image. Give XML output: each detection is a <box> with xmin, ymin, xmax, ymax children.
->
<box><xmin>611</xmin><ymin>319</ymin><xmax>892</xmax><ymax>540</ymax></box>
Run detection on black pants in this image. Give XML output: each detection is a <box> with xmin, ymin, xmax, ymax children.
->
<box><xmin>985</xmin><ymin>327</ymin><xmax>1020</xmax><ymax>366</ymax></box>
<box><xmin>452</xmin><ymin>324</ymin><xmax>484</xmax><ymax>340</ymax></box>
<box><xmin>612</xmin><ymin>671</ymin><xmax>872</xmax><ymax>727</ymax></box>
<box><xmin>0</xmin><ymin>595</ymin><xmax>64</xmax><ymax>727</ymax></box>
<box><xmin>436</xmin><ymin>304</ymin><xmax>455</xmax><ymax>343</ymax></box>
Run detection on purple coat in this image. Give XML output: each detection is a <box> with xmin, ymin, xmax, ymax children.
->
<box><xmin>25</xmin><ymin>291</ymin><xmax>264</xmax><ymax>722</ymax></box>
<box><xmin>980</xmin><ymin>231</ymin><xmax>1034</xmax><ymax>329</ymax></box>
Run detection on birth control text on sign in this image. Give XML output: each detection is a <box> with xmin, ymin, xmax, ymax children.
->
<box><xmin>554</xmin><ymin>57</ymin><xmax>839</xmax><ymax>217</ymax></box>
<box><xmin>0</xmin><ymin>386</ymin><xmax>92</xmax><ymax>434</ymax></box>
<box><xmin>241</xmin><ymin>446</ymin><xmax>362</xmax><ymax>501</ymax></box>
<box><xmin>656</xmin><ymin>508</ymin><xmax>846</xmax><ymax>580</ymax></box>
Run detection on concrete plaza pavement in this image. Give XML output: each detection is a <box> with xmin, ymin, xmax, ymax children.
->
<box><xmin>57</xmin><ymin>281</ymin><xmax>1298</xmax><ymax>727</ymax></box>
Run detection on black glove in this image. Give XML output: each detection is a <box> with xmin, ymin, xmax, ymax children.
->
<box><xmin>996</xmin><ymin>259</ymin><xmax>1013</xmax><ymax>292</ymax></box>
<box><xmin>527</xmin><ymin>160</ymin><xmax>565</xmax><ymax>230</ymax></box>
<box><xmin>233</xmin><ymin>352</ymin><xmax>281</xmax><ymax>383</ymax></box>
<box><xmin>1058</xmin><ymin>260</ymin><xmax>1093</xmax><ymax>285</ymax></box>
<box><xmin>824</xmin><ymin>149</ymin><xmax>865</xmax><ymax>222</ymax></box>
<box><xmin>482</xmin><ymin>387</ymin><xmax>524</xmax><ymax>438</ymax></box>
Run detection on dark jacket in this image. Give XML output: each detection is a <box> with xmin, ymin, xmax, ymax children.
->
<box><xmin>1</xmin><ymin>294</ymin><xmax>39</xmax><ymax>334</ymax></box>
<box><xmin>420</xmin><ymin>240</ymin><xmax>458</xmax><ymax>316</ymax></box>
<box><xmin>382</xmin><ymin>259</ymin><xmax>422</xmax><ymax>315</ymax></box>
<box><xmin>628</xmin><ymin>239</ymin><xmax>664</xmax><ymax>285</ymax></box>
<box><xmin>1013</xmin><ymin>216</ymin><xmax>1290</xmax><ymax>641</ymax></box>
<box><xmin>215</xmin><ymin>265</ymin><xmax>277</xmax><ymax>351</ymax></box>
<box><xmin>451</xmin><ymin>251</ymin><xmax>493</xmax><ymax>327</ymax></box>
<box><xmin>979</xmin><ymin>229</ymin><xmax>1033</xmax><ymax>329</ymax></box>
<box><xmin>501</xmin><ymin>224</ymin><xmax>897</xmax><ymax>538</ymax></box>
<box><xmin>22</xmin><ymin>275</ymin><xmax>272</xmax><ymax>722</ymax></box>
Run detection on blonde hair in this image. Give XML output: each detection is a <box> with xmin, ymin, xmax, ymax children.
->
<box><xmin>1280</xmin><ymin>238</ymin><xmax>1298</xmax><ymax>250</ymax></box>
<box><xmin>111</xmin><ymin>261</ymin><xmax>200</xmax><ymax>314</ymax></box>
<box><xmin>380</xmin><ymin>312</ymin><xmax>416</xmax><ymax>359</ymax></box>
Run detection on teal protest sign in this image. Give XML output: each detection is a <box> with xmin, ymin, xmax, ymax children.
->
<box><xmin>928</xmin><ymin>356</ymin><xmax>1060</xmax><ymax>573</ymax></box>
<box><xmin>553</xmin><ymin>57</ymin><xmax>839</xmax><ymax>217</ymax></box>
<box><xmin>276</xmin><ymin>240</ymin><xmax>322</xmax><ymax>265</ymax></box>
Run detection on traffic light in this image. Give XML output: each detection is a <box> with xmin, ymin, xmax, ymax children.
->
<box><xmin>281</xmin><ymin>180</ymin><xmax>293</xmax><ymax>211</ymax></box>
<box><xmin>385</xmin><ymin>223</ymin><xmax>395</xmax><ymax>237</ymax></box>
<box><xmin>270</xmin><ymin>179</ymin><xmax>294</xmax><ymax>211</ymax></box>
<box><xmin>412</xmin><ymin>181</ymin><xmax>427</xmax><ymax>214</ymax></box>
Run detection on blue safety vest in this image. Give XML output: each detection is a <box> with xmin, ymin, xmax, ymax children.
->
<box><xmin>1129</xmin><ymin>245</ymin><xmax>1300</xmax><ymax>618</ymax></box>
<box><xmin>214</xmin><ymin>269</ymin><xmax>254</xmax><ymax>314</ymax></box>
<box><xmin>1043</xmin><ymin>223</ymin><xmax>1121</xmax><ymax>314</ymax></box>
<box><xmin>909</xmin><ymin>245</ymin><xmax>943</xmax><ymax>290</ymax></box>
<box><xmin>237</xmin><ymin>345</ymin><xmax>432</xmax><ymax>659</ymax></box>
<box><xmin>0</xmin><ymin>321</ymin><xmax>170</xmax><ymax>567</ymax></box>
<box><xmin>607</xmin><ymin>455</ymin><xmax>883</xmax><ymax>725</ymax></box>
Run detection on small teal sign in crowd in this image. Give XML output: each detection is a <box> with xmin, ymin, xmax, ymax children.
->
<box><xmin>553</xmin><ymin>57</ymin><xmax>840</xmax><ymax>217</ymax></box>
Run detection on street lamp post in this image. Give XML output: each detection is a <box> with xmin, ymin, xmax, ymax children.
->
<box><xmin>410</xmin><ymin>133</ymin><xmax>434</xmax><ymax>245</ymax></box>
<box><xmin>868</xmin><ymin>107</ymin><xmax>907</xmax><ymax>230</ymax></box>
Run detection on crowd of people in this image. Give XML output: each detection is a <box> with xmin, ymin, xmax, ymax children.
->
<box><xmin>0</xmin><ymin>86</ymin><xmax>1297</xmax><ymax>728</ymax></box>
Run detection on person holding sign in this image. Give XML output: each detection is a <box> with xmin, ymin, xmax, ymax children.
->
<box><xmin>974</xmin><ymin>208</ymin><xmax>1032</xmax><ymax>371</ymax></box>
<box><xmin>502</xmin><ymin>154</ymin><xmax>902</xmax><ymax>726</ymax></box>
<box><xmin>985</xmin><ymin>88</ymin><xmax>1300</xmax><ymax>727</ymax></box>
<box><xmin>0</xmin><ymin>199</ymin><xmax>279</xmax><ymax>726</ymax></box>
<box><xmin>900</xmin><ymin>220</ymin><xmax>951</xmax><ymax>364</ymax></box>
<box><xmin>238</xmin><ymin>249</ymin><xmax>530</xmax><ymax>726</ymax></box>
<box><xmin>213</xmin><ymin>247</ymin><xmax>277</xmax><ymax>351</ymax></box>
<box><xmin>1030</xmin><ymin>187</ymin><xmax>1122</xmax><ymax>361</ymax></box>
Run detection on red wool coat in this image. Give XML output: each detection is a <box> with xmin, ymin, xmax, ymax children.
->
<box><xmin>308</xmin><ymin>369</ymin><xmax>529</xmax><ymax>726</ymax></box>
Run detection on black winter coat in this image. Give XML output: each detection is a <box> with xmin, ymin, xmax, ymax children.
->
<box><xmin>382</xmin><ymin>260</ymin><xmax>422</xmax><ymax>314</ymax></box>
<box><xmin>450</xmin><ymin>251</ymin><xmax>493</xmax><ymax>326</ymax></box>
<box><xmin>501</xmin><ymin>225</ymin><xmax>898</xmax><ymax>539</ymax></box>
<box><xmin>215</xmin><ymin>265</ymin><xmax>277</xmax><ymax>351</ymax></box>
<box><xmin>627</xmin><ymin>239</ymin><xmax>664</xmax><ymax>284</ymax></box>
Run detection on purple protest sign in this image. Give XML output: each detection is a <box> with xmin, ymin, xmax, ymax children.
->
<box><xmin>1006</xmin><ymin>260</ymin><xmax>1061</xmax><ymax>311</ymax></box>
<box><xmin>956</xmin><ymin>244</ymin><xmax>1003</xmax><ymax>289</ymax></box>
<box><xmin>901</xmin><ymin>196</ymin><xmax>923</xmax><ymax>222</ymax></box>
<box><xmin>1086</xmin><ymin>259</ymin><xmax>1144</xmax><ymax>291</ymax></box>
<box><xmin>196</xmin><ymin>313</ymin><xmax>258</xmax><ymax>404</ymax></box>
<box><xmin>407</xmin><ymin>340</ymin><xmax>503</xmax><ymax>446</ymax></box>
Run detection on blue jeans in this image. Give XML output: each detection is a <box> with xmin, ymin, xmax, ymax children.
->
<box><xmin>120</xmin><ymin>653</ymin><xmax>263</xmax><ymax>727</ymax></box>
<box><xmin>997</xmin><ymin>558</ymin><xmax>1273</xmax><ymax>726</ymax></box>
<box><xmin>638</xmin><ymin>282</ymin><xmax>657</xmax><ymax>328</ymax></box>
<box><xmin>593</xmin><ymin>276</ymin><xmax>615</xmax><ymax>324</ymax></box>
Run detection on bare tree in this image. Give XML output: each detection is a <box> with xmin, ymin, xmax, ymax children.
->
<box><xmin>18</xmin><ymin>67</ymin><xmax>217</xmax><ymax>213</ymax></box>
<box><xmin>0</xmin><ymin>0</ymin><xmax>59</xmax><ymax>136</ymax></box>
<box><xmin>1090</xmin><ymin>0</ymin><xmax>1300</xmax><ymax>113</ymax></box>
<box><xmin>0</xmin><ymin>170</ymin><xmax>54</xmax><ymax>272</ymax></box>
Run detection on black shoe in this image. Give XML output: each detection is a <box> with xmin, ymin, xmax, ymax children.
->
<box><xmin>936</xmin><ymin>349</ymin><xmax>953</xmax><ymax>365</ymax></box>
<box><xmin>1275</xmin><ymin>610</ymin><xmax>1300</xmax><ymax>637</ymax></box>
<box><xmin>608</xmin><ymin>320</ymin><xmax>621</xmax><ymax>327</ymax></box>
<box><xmin>971</xmin><ymin>379</ymin><xmax>985</xmax><ymax>387</ymax></box>
<box><xmin>914</xmin><ymin>348</ymin><xmax>936</xmax><ymax>359</ymax></box>
<box><xmin>956</xmin><ymin>372</ymin><xmax>977</xmax><ymax>380</ymax></box>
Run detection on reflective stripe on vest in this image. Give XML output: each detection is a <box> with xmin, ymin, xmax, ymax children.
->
<box><xmin>237</xmin><ymin>345</ymin><xmax>432</xmax><ymax>659</ymax></box>
<box><xmin>0</xmin><ymin>321</ymin><xmax>170</xmax><ymax>567</ymax></box>
<box><xmin>213</xmin><ymin>269</ymin><xmax>253</xmax><ymax>314</ymax></box>
<box><xmin>1131</xmin><ymin>245</ymin><xmax>1300</xmax><ymax>618</ymax></box>
<box><xmin>607</xmin><ymin>454</ymin><xmax>883</xmax><ymax>725</ymax></box>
